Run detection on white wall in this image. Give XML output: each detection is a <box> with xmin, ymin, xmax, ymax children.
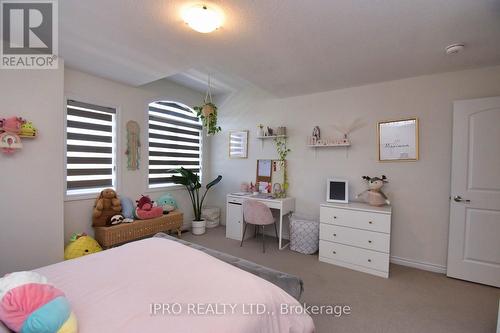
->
<box><xmin>64</xmin><ymin>69</ymin><xmax>205</xmax><ymax>243</ymax></box>
<box><xmin>207</xmin><ymin>65</ymin><xmax>500</xmax><ymax>270</ymax></box>
<box><xmin>0</xmin><ymin>63</ymin><xmax>65</xmax><ymax>275</ymax></box>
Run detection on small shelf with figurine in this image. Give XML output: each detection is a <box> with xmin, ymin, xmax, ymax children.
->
<box><xmin>256</xmin><ymin>125</ymin><xmax>287</xmax><ymax>148</ymax></box>
<box><xmin>307</xmin><ymin>125</ymin><xmax>351</xmax><ymax>148</ymax></box>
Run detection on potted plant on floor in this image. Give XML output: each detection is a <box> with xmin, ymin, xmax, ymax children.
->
<box><xmin>170</xmin><ymin>167</ymin><xmax>222</xmax><ymax>235</ymax></box>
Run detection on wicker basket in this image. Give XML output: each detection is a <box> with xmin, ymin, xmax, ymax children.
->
<box><xmin>94</xmin><ymin>210</ymin><xmax>183</xmax><ymax>248</ymax></box>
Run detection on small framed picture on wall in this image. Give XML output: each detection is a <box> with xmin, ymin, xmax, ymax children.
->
<box><xmin>378</xmin><ymin>118</ymin><xmax>419</xmax><ymax>161</ymax></box>
<box><xmin>229</xmin><ymin>130</ymin><xmax>249</xmax><ymax>159</ymax></box>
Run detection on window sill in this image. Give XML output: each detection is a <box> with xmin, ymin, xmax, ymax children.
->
<box><xmin>145</xmin><ymin>185</ymin><xmax>186</xmax><ymax>193</ymax></box>
<box><xmin>64</xmin><ymin>193</ymin><xmax>99</xmax><ymax>202</ymax></box>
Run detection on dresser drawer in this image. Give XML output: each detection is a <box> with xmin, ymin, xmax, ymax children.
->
<box><xmin>320</xmin><ymin>206</ymin><xmax>390</xmax><ymax>233</ymax></box>
<box><xmin>319</xmin><ymin>240</ymin><xmax>389</xmax><ymax>272</ymax></box>
<box><xmin>320</xmin><ymin>224</ymin><xmax>390</xmax><ymax>253</ymax></box>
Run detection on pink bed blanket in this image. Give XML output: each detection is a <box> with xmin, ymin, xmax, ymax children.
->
<box><xmin>2</xmin><ymin>238</ymin><xmax>314</xmax><ymax>333</ymax></box>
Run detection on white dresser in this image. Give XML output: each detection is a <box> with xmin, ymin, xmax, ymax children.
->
<box><xmin>319</xmin><ymin>202</ymin><xmax>392</xmax><ymax>278</ymax></box>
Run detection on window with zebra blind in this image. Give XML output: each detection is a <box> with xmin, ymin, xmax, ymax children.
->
<box><xmin>65</xmin><ymin>99</ymin><xmax>117</xmax><ymax>196</ymax></box>
<box><xmin>148</xmin><ymin>101</ymin><xmax>202</xmax><ymax>188</ymax></box>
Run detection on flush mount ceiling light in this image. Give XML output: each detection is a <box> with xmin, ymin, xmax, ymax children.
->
<box><xmin>182</xmin><ymin>4</ymin><xmax>224</xmax><ymax>33</ymax></box>
<box><xmin>445</xmin><ymin>43</ymin><xmax>465</xmax><ymax>55</ymax></box>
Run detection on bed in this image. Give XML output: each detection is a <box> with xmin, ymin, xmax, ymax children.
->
<box><xmin>0</xmin><ymin>237</ymin><xmax>314</xmax><ymax>333</ymax></box>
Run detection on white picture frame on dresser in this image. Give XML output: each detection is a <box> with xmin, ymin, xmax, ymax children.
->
<box><xmin>319</xmin><ymin>202</ymin><xmax>392</xmax><ymax>278</ymax></box>
<box><xmin>326</xmin><ymin>178</ymin><xmax>349</xmax><ymax>203</ymax></box>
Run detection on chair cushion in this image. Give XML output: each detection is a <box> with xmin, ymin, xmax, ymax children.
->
<box><xmin>242</xmin><ymin>200</ymin><xmax>274</xmax><ymax>225</ymax></box>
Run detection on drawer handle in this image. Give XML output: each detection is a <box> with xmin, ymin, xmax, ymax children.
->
<box><xmin>368</xmin><ymin>259</ymin><xmax>372</xmax><ymax>262</ymax></box>
<box><xmin>368</xmin><ymin>240</ymin><xmax>372</xmax><ymax>244</ymax></box>
<box><xmin>332</xmin><ymin>251</ymin><xmax>336</xmax><ymax>254</ymax></box>
<box><xmin>369</xmin><ymin>221</ymin><xmax>373</xmax><ymax>224</ymax></box>
<box><xmin>333</xmin><ymin>216</ymin><xmax>337</xmax><ymax>219</ymax></box>
<box><xmin>333</xmin><ymin>233</ymin><xmax>337</xmax><ymax>237</ymax></box>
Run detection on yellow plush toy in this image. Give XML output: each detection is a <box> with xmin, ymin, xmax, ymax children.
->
<box><xmin>64</xmin><ymin>233</ymin><xmax>102</xmax><ymax>260</ymax></box>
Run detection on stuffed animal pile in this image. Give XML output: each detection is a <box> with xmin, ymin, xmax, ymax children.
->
<box><xmin>356</xmin><ymin>175</ymin><xmax>391</xmax><ymax>206</ymax></box>
<box><xmin>92</xmin><ymin>188</ymin><xmax>122</xmax><ymax>227</ymax></box>
<box><xmin>0</xmin><ymin>271</ymin><xmax>77</xmax><ymax>333</ymax></box>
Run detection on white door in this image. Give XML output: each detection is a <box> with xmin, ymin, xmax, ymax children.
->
<box><xmin>447</xmin><ymin>96</ymin><xmax>500</xmax><ymax>287</ymax></box>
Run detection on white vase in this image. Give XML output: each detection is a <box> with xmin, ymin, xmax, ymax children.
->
<box><xmin>191</xmin><ymin>220</ymin><xmax>206</xmax><ymax>235</ymax></box>
<box><xmin>257</xmin><ymin>129</ymin><xmax>264</xmax><ymax>137</ymax></box>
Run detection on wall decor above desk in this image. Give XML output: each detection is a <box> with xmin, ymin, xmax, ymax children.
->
<box><xmin>229</xmin><ymin>130</ymin><xmax>248</xmax><ymax>159</ymax></box>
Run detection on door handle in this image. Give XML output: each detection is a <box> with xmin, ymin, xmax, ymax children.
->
<box><xmin>453</xmin><ymin>195</ymin><xmax>470</xmax><ymax>203</ymax></box>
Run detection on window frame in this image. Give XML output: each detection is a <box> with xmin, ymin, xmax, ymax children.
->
<box><xmin>64</xmin><ymin>96</ymin><xmax>121</xmax><ymax>201</ymax></box>
<box><xmin>146</xmin><ymin>100</ymin><xmax>203</xmax><ymax>191</ymax></box>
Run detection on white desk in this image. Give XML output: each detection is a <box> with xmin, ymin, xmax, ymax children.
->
<box><xmin>226</xmin><ymin>194</ymin><xmax>295</xmax><ymax>250</ymax></box>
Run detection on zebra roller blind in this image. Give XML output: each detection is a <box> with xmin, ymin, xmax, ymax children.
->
<box><xmin>148</xmin><ymin>101</ymin><xmax>202</xmax><ymax>188</ymax></box>
<box><xmin>66</xmin><ymin>100</ymin><xmax>116</xmax><ymax>195</ymax></box>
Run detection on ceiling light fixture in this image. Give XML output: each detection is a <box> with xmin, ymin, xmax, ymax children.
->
<box><xmin>182</xmin><ymin>4</ymin><xmax>223</xmax><ymax>33</ymax></box>
<box><xmin>445</xmin><ymin>43</ymin><xmax>465</xmax><ymax>55</ymax></box>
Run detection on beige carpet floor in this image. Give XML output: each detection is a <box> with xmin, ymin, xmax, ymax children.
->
<box><xmin>182</xmin><ymin>227</ymin><xmax>499</xmax><ymax>333</ymax></box>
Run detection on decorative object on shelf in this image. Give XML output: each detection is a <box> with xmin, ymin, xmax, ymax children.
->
<box><xmin>307</xmin><ymin>135</ymin><xmax>351</xmax><ymax>147</ymax></box>
<box><xmin>157</xmin><ymin>193</ymin><xmax>178</xmax><ymax>213</ymax></box>
<box><xmin>193</xmin><ymin>74</ymin><xmax>221</xmax><ymax>135</ymax></box>
<box><xmin>0</xmin><ymin>116</ymin><xmax>24</xmax><ymax>133</ymax></box>
<box><xmin>92</xmin><ymin>188</ymin><xmax>122</xmax><ymax>227</ymax></box>
<box><xmin>356</xmin><ymin>175</ymin><xmax>391</xmax><ymax>206</ymax></box>
<box><xmin>19</xmin><ymin>121</ymin><xmax>37</xmax><ymax>137</ymax></box>
<box><xmin>0</xmin><ymin>132</ymin><xmax>22</xmax><ymax>154</ymax></box>
<box><xmin>312</xmin><ymin>126</ymin><xmax>321</xmax><ymax>143</ymax></box>
<box><xmin>378</xmin><ymin>118</ymin><xmax>419</xmax><ymax>161</ymax></box>
<box><xmin>266</xmin><ymin>126</ymin><xmax>274</xmax><ymax>136</ymax></box>
<box><xmin>64</xmin><ymin>232</ymin><xmax>102</xmax><ymax>260</ymax></box>
<box><xmin>326</xmin><ymin>178</ymin><xmax>349</xmax><ymax>203</ymax></box>
<box><xmin>0</xmin><ymin>116</ymin><xmax>37</xmax><ymax>154</ymax></box>
<box><xmin>276</xmin><ymin>126</ymin><xmax>287</xmax><ymax>136</ymax></box>
<box><xmin>229</xmin><ymin>130</ymin><xmax>248</xmax><ymax>158</ymax></box>
<box><xmin>170</xmin><ymin>167</ymin><xmax>222</xmax><ymax>235</ymax></box>
<box><xmin>125</xmin><ymin>120</ymin><xmax>140</xmax><ymax>170</ymax></box>
<box><xmin>257</xmin><ymin>124</ymin><xmax>264</xmax><ymax>137</ymax></box>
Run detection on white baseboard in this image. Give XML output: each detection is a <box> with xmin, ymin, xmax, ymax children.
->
<box><xmin>390</xmin><ymin>256</ymin><xmax>447</xmax><ymax>274</ymax></box>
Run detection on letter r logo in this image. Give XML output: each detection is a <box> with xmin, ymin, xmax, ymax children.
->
<box><xmin>1</xmin><ymin>1</ymin><xmax>53</xmax><ymax>54</ymax></box>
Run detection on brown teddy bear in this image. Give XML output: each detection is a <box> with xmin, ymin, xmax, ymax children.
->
<box><xmin>92</xmin><ymin>188</ymin><xmax>122</xmax><ymax>227</ymax></box>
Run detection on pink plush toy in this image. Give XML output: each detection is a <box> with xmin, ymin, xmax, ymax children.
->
<box><xmin>135</xmin><ymin>195</ymin><xmax>163</xmax><ymax>220</ymax></box>
<box><xmin>0</xmin><ymin>117</ymin><xmax>25</xmax><ymax>134</ymax></box>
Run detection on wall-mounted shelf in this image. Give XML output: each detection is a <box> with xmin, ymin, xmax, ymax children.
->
<box><xmin>257</xmin><ymin>135</ymin><xmax>287</xmax><ymax>149</ymax></box>
<box><xmin>257</xmin><ymin>135</ymin><xmax>287</xmax><ymax>140</ymax></box>
<box><xmin>307</xmin><ymin>143</ymin><xmax>350</xmax><ymax>148</ymax></box>
<box><xmin>307</xmin><ymin>139</ymin><xmax>351</xmax><ymax>158</ymax></box>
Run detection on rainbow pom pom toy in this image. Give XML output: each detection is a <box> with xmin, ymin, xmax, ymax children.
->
<box><xmin>0</xmin><ymin>271</ymin><xmax>77</xmax><ymax>333</ymax></box>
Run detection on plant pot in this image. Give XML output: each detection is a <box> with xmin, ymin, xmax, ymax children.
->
<box><xmin>201</xmin><ymin>104</ymin><xmax>215</xmax><ymax>118</ymax></box>
<box><xmin>191</xmin><ymin>219</ymin><xmax>206</xmax><ymax>235</ymax></box>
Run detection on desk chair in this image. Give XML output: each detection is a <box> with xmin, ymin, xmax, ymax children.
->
<box><xmin>241</xmin><ymin>200</ymin><xmax>278</xmax><ymax>253</ymax></box>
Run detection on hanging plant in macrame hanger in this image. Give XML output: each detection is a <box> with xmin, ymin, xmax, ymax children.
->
<box><xmin>193</xmin><ymin>75</ymin><xmax>221</xmax><ymax>135</ymax></box>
